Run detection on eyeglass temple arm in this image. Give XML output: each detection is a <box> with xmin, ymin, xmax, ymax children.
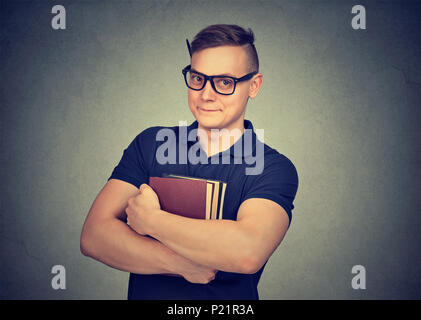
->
<box><xmin>186</xmin><ymin>39</ymin><xmax>192</xmax><ymax>58</ymax></box>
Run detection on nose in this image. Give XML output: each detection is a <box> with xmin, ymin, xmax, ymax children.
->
<box><xmin>201</xmin><ymin>79</ymin><xmax>217</xmax><ymax>101</ymax></box>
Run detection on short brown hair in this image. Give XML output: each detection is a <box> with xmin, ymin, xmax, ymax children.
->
<box><xmin>190</xmin><ymin>24</ymin><xmax>259</xmax><ymax>73</ymax></box>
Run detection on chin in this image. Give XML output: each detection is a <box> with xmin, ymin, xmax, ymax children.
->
<box><xmin>190</xmin><ymin>108</ymin><xmax>221</xmax><ymax>129</ymax></box>
<box><xmin>194</xmin><ymin>113</ymin><xmax>225</xmax><ymax>129</ymax></box>
<box><xmin>196</xmin><ymin>117</ymin><xmax>225</xmax><ymax>130</ymax></box>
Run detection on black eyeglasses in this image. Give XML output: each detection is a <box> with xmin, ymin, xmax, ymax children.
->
<box><xmin>182</xmin><ymin>65</ymin><xmax>258</xmax><ymax>95</ymax></box>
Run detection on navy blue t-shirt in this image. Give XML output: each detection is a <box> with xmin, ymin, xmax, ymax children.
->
<box><xmin>108</xmin><ymin>119</ymin><xmax>299</xmax><ymax>300</ymax></box>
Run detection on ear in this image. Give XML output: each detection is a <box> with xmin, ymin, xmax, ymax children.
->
<box><xmin>248</xmin><ymin>73</ymin><xmax>263</xmax><ymax>99</ymax></box>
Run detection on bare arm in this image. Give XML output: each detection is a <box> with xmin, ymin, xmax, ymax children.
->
<box><xmin>153</xmin><ymin>199</ymin><xmax>289</xmax><ymax>274</ymax></box>
<box><xmin>80</xmin><ymin>179</ymin><xmax>216</xmax><ymax>283</ymax></box>
<box><xmin>130</xmin><ymin>186</ymin><xmax>290</xmax><ymax>274</ymax></box>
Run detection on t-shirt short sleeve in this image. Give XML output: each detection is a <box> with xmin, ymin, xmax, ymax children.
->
<box><xmin>108</xmin><ymin>129</ymin><xmax>153</xmax><ymax>189</ymax></box>
<box><xmin>242</xmin><ymin>154</ymin><xmax>299</xmax><ymax>226</ymax></box>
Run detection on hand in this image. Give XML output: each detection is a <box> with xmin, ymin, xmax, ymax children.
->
<box><xmin>178</xmin><ymin>258</ymin><xmax>218</xmax><ymax>284</ymax></box>
<box><xmin>125</xmin><ymin>184</ymin><xmax>161</xmax><ymax>236</ymax></box>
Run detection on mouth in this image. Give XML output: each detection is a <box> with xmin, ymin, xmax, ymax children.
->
<box><xmin>198</xmin><ymin>107</ymin><xmax>221</xmax><ymax>112</ymax></box>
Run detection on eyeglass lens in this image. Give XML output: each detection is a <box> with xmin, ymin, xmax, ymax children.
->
<box><xmin>186</xmin><ymin>70</ymin><xmax>235</xmax><ymax>95</ymax></box>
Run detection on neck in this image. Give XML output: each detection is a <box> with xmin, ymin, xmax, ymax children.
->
<box><xmin>197</xmin><ymin>118</ymin><xmax>245</xmax><ymax>157</ymax></box>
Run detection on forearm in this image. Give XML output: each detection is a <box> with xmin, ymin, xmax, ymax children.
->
<box><xmin>80</xmin><ymin>217</ymin><xmax>187</xmax><ymax>275</ymax></box>
<box><xmin>148</xmin><ymin>210</ymin><xmax>257</xmax><ymax>274</ymax></box>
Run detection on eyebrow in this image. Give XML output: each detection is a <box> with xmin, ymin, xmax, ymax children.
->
<box><xmin>190</xmin><ymin>68</ymin><xmax>237</xmax><ymax>78</ymax></box>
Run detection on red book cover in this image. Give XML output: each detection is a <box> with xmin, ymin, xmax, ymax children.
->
<box><xmin>149</xmin><ymin>177</ymin><xmax>208</xmax><ymax>219</ymax></box>
<box><xmin>148</xmin><ymin>176</ymin><xmax>211</xmax><ymax>278</ymax></box>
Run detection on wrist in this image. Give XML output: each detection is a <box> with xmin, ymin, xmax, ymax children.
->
<box><xmin>165</xmin><ymin>249</ymin><xmax>189</xmax><ymax>275</ymax></box>
<box><xmin>150</xmin><ymin>238</ymin><xmax>184</xmax><ymax>275</ymax></box>
<box><xmin>147</xmin><ymin>209</ymin><xmax>166</xmax><ymax>239</ymax></box>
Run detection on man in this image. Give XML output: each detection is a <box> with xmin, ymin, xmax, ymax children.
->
<box><xmin>80</xmin><ymin>24</ymin><xmax>299</xmax><ymax>300</ymax></box>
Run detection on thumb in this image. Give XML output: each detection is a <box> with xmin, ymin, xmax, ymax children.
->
<box><xmin>139</xmin><ymin>183</ymin><xmax>149</xmax><ymax>193</ymax></box>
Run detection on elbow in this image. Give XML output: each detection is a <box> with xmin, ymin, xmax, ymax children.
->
<box><xmin>80</xmin><ymin>227</ymin><xmax>94</xmax><ymax>257</ymax></box>
<box><xmin>232</xmin><ymin>236</ymin><xmax>266</xmax><ymax>274</ymax></box>
<box><xmin>80</xmin><ymin>240</ymin><xmax>89</xmax><ymax>257</ymax></box>
<box><xmin>80</xmin><ymin>234</ymin><xmax>89</xmax><ymax>257</ymax></box>
<box><xmin>236</xmin><ymin>246</ymin><xmax>265</xmax><ymax>274</ymax></box>
<box><xmin>237</xmin><ymin>255</ymin><xmax>262</xmax><ymax>274</ymax></box>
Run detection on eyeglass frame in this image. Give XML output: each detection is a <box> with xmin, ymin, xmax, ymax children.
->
<box><xmin>182</xmin><ymin>65</ymin><xmax>258</xmax><ymax>96</ymax></box>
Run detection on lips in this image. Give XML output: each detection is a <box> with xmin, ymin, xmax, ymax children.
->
<box><xmin>198</xmin><ymin>107</ymin><xmax>220</xmax><ymax>112</ymax></box>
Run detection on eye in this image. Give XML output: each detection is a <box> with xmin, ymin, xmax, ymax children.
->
<box><xmin>217</xmin><ymin>78</ymin><xmax>234</xmax><ymax>87</ymax></box>
<box><xmin>190</xmin><ymin>73</ymin><xmax>203</xmax><ymax>83</ymax></box>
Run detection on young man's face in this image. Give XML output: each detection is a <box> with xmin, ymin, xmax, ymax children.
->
<box><xmin>188</xmin><ymin>45</ymin><xmax>261</xmax><ymax>132</ymax></box>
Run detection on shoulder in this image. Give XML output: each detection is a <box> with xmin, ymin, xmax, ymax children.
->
<box><xmin>241</xmin><ymin>142</ymin><xmax>299</xmax><ymax>224</ymax></box>
<box><xmin>132</xmin><ymin>124</ymin><xmax>180</xmax><ymax>146</ymax></box>
<box><xmin>253</xmin><ymin>143</ymin><xmax>299</xmax><ymax>186</ymax></box>
<box><xmin>135</xmin><ymin>125</ymin><xmax>167</xmax><ymax>142</ymax></box>
<box><xmin>265</xmin><ymin>145</ymin><xmax>297</xmax><ymax>174</ymax></box>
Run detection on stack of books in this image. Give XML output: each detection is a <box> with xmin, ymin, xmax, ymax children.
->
<box><xmin>149</xmin><ymin>174</ymin><xmax>227</xmax><ymax>221</ymax></box>
<box><xmin>148</xmin><ymin>174</ymin><xmax>227</xmax><ymax>278</ymax></box>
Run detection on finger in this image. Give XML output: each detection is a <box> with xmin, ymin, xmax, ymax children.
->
<box><xmin>139</xmin><ymin>183</ymin><xmax>147</xmax><ymax>193</ymax></box>
<box><xmin>140</xmin><ymin>183</ymin><xmax>153</xmax><ymax>194</ymax></box>
<box><xmin>128</xmin><ymin>196</ymin><xmax>140</xmax><ymax>207</ymax></box>
<box><xmin>125</xmin><ymin>205</ymin><xmax>134</xmax><ymax>216</ymax></box>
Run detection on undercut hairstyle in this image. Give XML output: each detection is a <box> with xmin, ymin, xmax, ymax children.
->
<box><xmin>190</xmin><ymin>24</ymin><xmax>259</xmax><ymax>73</ymax></box>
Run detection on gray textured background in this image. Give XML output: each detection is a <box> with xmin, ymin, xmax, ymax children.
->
<box><xmin>1</xmin><ymin>0</ymin><xmax>420</xmax><ymax>299</ymax></box>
